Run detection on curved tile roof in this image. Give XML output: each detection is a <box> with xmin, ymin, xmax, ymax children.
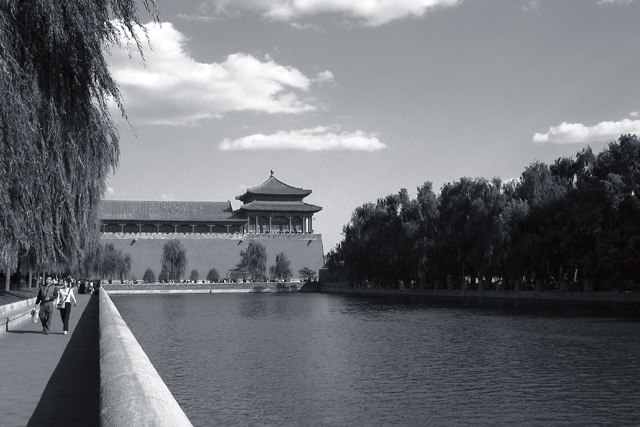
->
<box><xmin>237</xmin><ymin>201</ymin><xmax>322</xmax><ymax>213</ymax></box>
<box><xmin>99</xmin><ymin>200</ymin><xmax>244</xmax><ymax>222</ymax></box>
<box><xmin>236</xmin><ymin>173</ymin><xmax>311</xmax><ymax>202</ymax></box>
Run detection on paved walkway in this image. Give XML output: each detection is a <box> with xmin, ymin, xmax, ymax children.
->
<box><xmin>0</xmin><ymin>293</ymin><xmax>99</xmax><ymax>427</ymax></box>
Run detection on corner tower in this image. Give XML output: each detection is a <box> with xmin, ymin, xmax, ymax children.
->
<box><xmin>236</xmin><ymin>171</ymin><xmax>322</xmax><ymax>234</ymax></box>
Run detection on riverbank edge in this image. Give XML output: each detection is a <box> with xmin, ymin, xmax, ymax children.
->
<box><xmin>301</xmin><ymin>282</ymin><xmax>640</xmax><ymax>305</ymax></box>
<box><xmin>99</xmin><ymin>289</ymin><xmax>194</xmax><ymax>427</ymax></box>
<box><xmin>102</xmin><ymin>282</ymin><xmax>301</xmax><ymax>294</ymax></box>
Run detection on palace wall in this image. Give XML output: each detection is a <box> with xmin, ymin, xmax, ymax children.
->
<box><xmin>100</xmin><ymin>233</ymin><xmax>324</xmax><ymax>281</ymax></box>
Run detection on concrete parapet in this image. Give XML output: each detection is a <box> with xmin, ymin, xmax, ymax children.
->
<box><xmin>0</xmin><ymin>296</ymin><xmax>37</xmax><ymax>317</ymax></box>
<box><xmin>0</xmin><ymin>297</ymin><xmax>37</xmax><ymax>336</ymax></box>
<box><xmin>99</xmin><ymin>289</ymin><xmax>193</xmax><ymax>427</ymax></box>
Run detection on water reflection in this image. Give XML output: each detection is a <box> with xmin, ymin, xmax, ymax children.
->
<box><xmin>113</xmin><ymin>294</ymin><xmax>640</xmax><ymax>427</ymax></box>
<box><xmin>238</xmin><ymin>297</ymin><xmax>268</xmax><ymax>319</ymax></box>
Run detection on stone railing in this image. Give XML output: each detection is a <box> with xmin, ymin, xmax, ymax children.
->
<box><xmin>99</xmin><ymin>289</ymin><xmax>193</xmax><ymax>427</ymax></box>
<box><xmin>0</xmin><ymin>297</ymin><xmax>37</xmax><ymax>336</ymax></box>
<box><xmin>101</xmin><ymin>232</ymin><xmax>322</xmax><ymax>241</ymax></box>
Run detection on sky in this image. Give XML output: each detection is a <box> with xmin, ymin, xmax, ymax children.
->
<box><xmin>105</xmin><ymin>0</ymin><xmax>640</xmax><ymax>253</ymax></box>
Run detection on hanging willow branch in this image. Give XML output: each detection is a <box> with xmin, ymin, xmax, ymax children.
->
<box><xmin>0</xmin><ymin>0</ymin><xmax>158</xmax><ymax>271</ymax></box>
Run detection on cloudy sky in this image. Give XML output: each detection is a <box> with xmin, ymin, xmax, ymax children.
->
<box><xmin>105</xmin><ymin>0</ymin><xmax>640</xmax><ymax>252</ymax></box>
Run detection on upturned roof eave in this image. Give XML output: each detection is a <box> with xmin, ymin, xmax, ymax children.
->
<box><xmin>236</xmin><ymin>174</ymin><xmax>312</xmax><ymax>201</ymax></box>
<box><xmin>237</xmin><ymin>204</ymin><xmax>322</xmax><ymax>214</ymax></box>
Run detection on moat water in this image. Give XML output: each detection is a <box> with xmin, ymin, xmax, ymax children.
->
<box><xmin>112</xmin><ymin>293</ymin><xmax>640</xmax><ymax>427</ymax></box>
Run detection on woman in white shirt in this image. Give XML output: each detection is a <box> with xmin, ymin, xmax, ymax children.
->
<box><xmin>57</xmin><ymin>279</ymin><xmax>77</xmax><ymax>335</ymax></box>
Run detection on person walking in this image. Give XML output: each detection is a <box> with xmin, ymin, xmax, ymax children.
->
<box><xmin>35</xmin><ymin>276</ymin><xmax>58</xmax><ymax>335</ymax></box>
<box><xmin>57</xmin><ymin>278</ymin><xmax>77</xmax><ymax>335</ymax></box>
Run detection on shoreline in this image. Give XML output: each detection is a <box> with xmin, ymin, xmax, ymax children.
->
<box><xmin>102</xmin><ymin>282</ymin><xmax>303</xmax><ymax>295</ymax></box>
<box><xmin>301</xmin><ymin>282</ymin><xmax>640</xmax><ymax>307</ymax></box>
<box><xmin>100</xmin><ymin>281</ymin><xmax>640</xmax><ymax>309</ymax></box>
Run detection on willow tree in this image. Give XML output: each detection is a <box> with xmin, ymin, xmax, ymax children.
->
<box><xmin>269</xmin><ymin>252</ymin><xmax>292</xmax><ymax>281</ymax></box>
<box><xmin>161</xmin><ymin>240</ymin><xmax>187</xmax><ymax>282</ymax></box>
<box><xmin>237</xmin><ymin>242</ymin><xmax>267</xmax><ymax>281</ymax></box>
<box><xmin>0</xmin><ymin>1</ymin><xmax>158</xmax><ymax>289</ymax></box>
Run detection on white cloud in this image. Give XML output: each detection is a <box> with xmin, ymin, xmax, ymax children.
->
<box><xmin>206</xmin><ymin>0</ymin><xmax>462</xmax><ymax>26</ymax></box>
<box><xmin>313</xmin><ymin>70</ymin><xmax>335</xmax><ymax>85</ymax></box>
<box><xmin>105</xmin><ymin>187</ymin><xmax>115</xmax><ymax>195</ymax></box>
<box><xmin>597</xmin><ymin>0</ymin><xmax>636</xmax><ymax>5</ymax></box>
<box><xmin>219</xmin><ymin>126</ymin><xmax>387</xmax><ymax>151</ymax></box>
<box><xmin>522</xmin><ymin>1</ymin><xmax>541</xmax><ymax>11</ymax></box>
<box><xmin>533</xmin><ymin>115</ymin><xmax>640</xmax><ymax>144</ymax></box>
<box><xmin>630</xmin><ymin>111</ymin><xmax>639</xmax><ymax>118</ymax></box>
<box><xmin>161</xmin><ymin>193</ymin><xmax>177</xmax><ymax>201</ymax></box>
<box><xmin>109</xmin><ymin>22</ymin><xmax>325</xmax><ymax>126</ymax></box>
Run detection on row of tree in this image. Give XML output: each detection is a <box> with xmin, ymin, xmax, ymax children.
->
<box><xmin>143</xmin><ymin>240</ymin><xmax>317</xmax><ymax>283</ymax></box>
<box><xmin>326</xmin><ymin>135</ymin><xmax>640</xmax><ymax>291</ymax></box>
<box><xmin>142</xmin><ymin>266</ymin><xmax>220</xmax><ymax>284</ymax></box>
<box><xmin>7</xmin><ymin>237</ymin><xmax>318</xmax><ymax>286</ymax></box>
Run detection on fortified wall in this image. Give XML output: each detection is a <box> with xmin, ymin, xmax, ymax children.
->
<box><xmin>100</xmin><ymin>172</ymin><xmax>324</xmax><ymax>281</ymax></box>
<box><xmin>101</xmin><ymin>232</ymin><xmax>323</xmax><ymax>281</ymax></box>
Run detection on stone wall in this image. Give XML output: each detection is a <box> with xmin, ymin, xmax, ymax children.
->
<box><xmin>100</xmin><ymin>233</ymin><xmax>324</xmax><ymax>281</ymax></box>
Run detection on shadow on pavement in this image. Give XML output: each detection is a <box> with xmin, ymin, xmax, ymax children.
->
<box><xmin>27</xmin><ymin>294</ymin><xmax>100</xmax><ymax>426</ymax></box>
<box><xmin>7</xmin><ymin>330</ymin><xmax>44</xmax><ymax>335</ymax></box>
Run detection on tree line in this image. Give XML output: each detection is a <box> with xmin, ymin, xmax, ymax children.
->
<box><xmin>140</xmin><ymin>240</ymin><xmax>317</xmax><ymax>283</ymax></box>
<box><xmin>326</xmin><ymin>135</ymin><xmax>640</xmax><ymax>292</ymax></box>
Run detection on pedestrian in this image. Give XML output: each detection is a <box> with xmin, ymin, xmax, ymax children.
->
<box><xmin>35</xmin><ymin>276</ymin><xmax>58</xmax><ymax>335</ymax></box>
<box><xmin>56</xmin><ymin>277</ymin><xmax>77</xmax><ymax>335</ymax></box>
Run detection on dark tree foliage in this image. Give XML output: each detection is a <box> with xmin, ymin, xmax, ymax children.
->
<box><xmin>158</xmin><ymin>267</ymin><xmax>169</xmax><ymax>283</ymax></box>
<box><xmin>338</xmin><ymin>188</ymin><xmax>426</xmax><ymax>287</ymax></box>
<box><xmin>161</xmin><ymin>239</ymin><xmax>187</xmax><ymax>282</ymax></box>
<box><xmin>143</xmin><ymin>267</ymin><xmax>156</xmax><ymax>284</ymax></box>
<box><xmin>206</xmin><ymin>268</ymin><xmax>220</xmax><ymax>282</ymax></box>
<box><xmin>329</xmin><ymin>135</ymin><xmax>640</xmax><ymax>290</ymax></box>
<box><xmin>189</xmin><ymin>269</ymin><xmax>199</xmax><ymax>282</ymax></box>
<box><xmin>98</xmin><ymin>243</ymin><xmax>131</xmax><ymax>280</ymax></box>
<box><xmin>236</xmin><ymin>241</ymin><xmax>267</xmax><ymax>281</ymax></box>
<box><xmin>0</xmin><ymin>1</ymin><xmax>158</xmax><ymax>278</ymax></box>
<box><xmin>298</xmin><ymin>267</ymin><xmax>317</xmax><ymax>281</ymax></box>
<box><xmin>75</xmin><ymin>242</ymin><xmax>130</xmax><ymax>280</ymax></box>
<box><xmin>269</xmin><ymin>252</ymin><xmax>292</xmax><ymax>280</ymax></box>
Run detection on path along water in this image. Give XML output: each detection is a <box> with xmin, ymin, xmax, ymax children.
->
<box><xmin>113</xmin><ymin>293</ymin><xmax>640</xmax><ymax>427</ymax></box>
<box><xmin>0</xmin><ymin>293</ymin><xmax>99</xmax><ymax>427</ymax></box>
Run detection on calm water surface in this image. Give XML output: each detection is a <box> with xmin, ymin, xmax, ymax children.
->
<box><xmin>112</xmin><ymin>293</ymin><xmax>640</xmax><ymax>427</ymax></box>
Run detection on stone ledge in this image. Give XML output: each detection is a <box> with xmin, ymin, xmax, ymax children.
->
<box><xmin>0</xmin><ymin>297</ymin><xmax>37</xmax><ymax>336</ymax></box>
<box><xmin>0</xmin><ymin>297</ymin><xmax>37</xmax><ymax>317</ymax></box>
<box><xmin>99</xmin><ymin>289</ymin><xmax>193</xmax><ymax>427</ymax></box>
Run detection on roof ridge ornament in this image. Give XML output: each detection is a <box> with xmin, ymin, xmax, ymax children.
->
<box><xmin>270</xmin><ymin>169</ymin><xmax>274</xmax><ymax>177</ymax></box>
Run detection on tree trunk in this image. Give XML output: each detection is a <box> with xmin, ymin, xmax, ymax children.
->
<box><xmin>28</xmin><ymin>269</ymin><xmax>33</xmax><ymax>289</ymax></box>
<box><xmin>4</xmin><ymin>267</ymin><xmax>10</xmax><ymax>292</ymax></box>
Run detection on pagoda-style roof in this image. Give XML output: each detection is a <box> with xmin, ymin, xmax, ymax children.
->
<box><xmin>99</xmin><ymin>200</ymin><xmax>246</xmax><ymax>223</ymax></box>
<box><xmin>236</xmin><ymin>201</ymin><xmax>322</xmax><ymax>214</ymax></box>
<box><xmin>236</xmin><ymin>171</ymin><xmax>312</xmax><ymax>203</ymax></box>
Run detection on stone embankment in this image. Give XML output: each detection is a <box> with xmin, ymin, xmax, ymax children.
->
<box><xmin>304</xmin><ymin>282</ymin><xmax>640</xmax><ymax>306</ymax></box>
<box><xmin>99</xmin><ymin>289</ymin><xmax>193</xmax><ymax>427</ymax></box>
<box><xmin>102</xmin><ymin>281</ymin><xmax>302</xmax><ymax>294</ymax></box>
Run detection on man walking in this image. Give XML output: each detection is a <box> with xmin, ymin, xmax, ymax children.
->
<box><xmin>35</xmin><ymin>276</ymin><xmax>58</xmax><ymax>335</ymax></box>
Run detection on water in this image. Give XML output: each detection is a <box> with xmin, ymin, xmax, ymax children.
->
<box><xmin>112</xmin><ymin>293</ymin><xmax>640</xmax><ymax>426</ymax></box>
